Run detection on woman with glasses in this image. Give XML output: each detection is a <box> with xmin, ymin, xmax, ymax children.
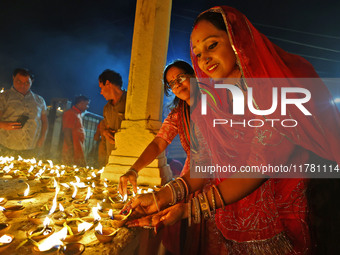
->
<box><xmin>118</xmin><ymin>60</ymin><xmax>198</xmax><ymax>197</ymax></box>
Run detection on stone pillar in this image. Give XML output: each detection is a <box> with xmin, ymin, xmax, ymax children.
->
<box><xmin>101</xmin><ymin>0</ymin><xmax>173</xmax><ymax>186</ymax></box>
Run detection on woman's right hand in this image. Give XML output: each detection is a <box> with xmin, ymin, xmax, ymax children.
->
<box><xmin>119</xmin><ymin>170</ymin><xmax>138</xmax><ymax>196</ymax></box>
<box><xmin>121</xmin><ymin>192</ymin><xmax>158</xmax><ymax>217</ymax></box>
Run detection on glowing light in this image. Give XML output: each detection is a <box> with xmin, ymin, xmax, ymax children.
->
<box><xmin>60</xmin><ymin>183</ymin><xmax>70</xmax><ymax>189</ymax></box>
<box><xmin>71</xmin><ymin>183</ymin><xmax>78</xmax><ymax>199</ymax></box>
<box><xmin>97</xmin><ymin>167</ymin><xmax>104</xmax><ymax>174</ymax></box>
<box><xmin>108</xmin><ymin>209</ymin><xmax>113</xmax><ymax>219</ymax></box>
<box><xmin>0</xmin><ymin>234</ymin><xmax>12</xmax><ymax>244</ymax></box>
<box><xmin>77</xmin><ymin>222</ymin><xmax>92</xmax><ymax>232</ymax></box>
<box><xmin>92</xmin><ymin>206</ymin><xmax>101</xmax><ymax>222</ymax></box>
<box><xmin>23</xmin><ymin>183</ymin><xmax>30</xmax><ymax>196</ymax></box>
<box><xmin>95</xmin><ymin>222</ymin><xmax>103</xmax><ymax>234</ymax></box>
<box><xmin>49</xmin><ymin>185</ymin><xmax>60</xmax><ymax>215</ymax></box>
<box><xmin>36</xmin><ymin>227</ymin><xmax>67</xmax><ymax>251</ymax></box>
<box><xmin>85</xmin><ymin>187</ymin><xmax>93</xmax><ymax>201</ymax></box>
<box><xmin>28</xmin><ymin>166</ymin><xmax>34</xmax><ymax>173</ymax></box>
<box><xmin>43</xmin><ymin>217</ymin><xmax>51</xmax><ymax>227</ymax></box>
<box><xmin>0</xmin><ymin>206</ymin><xmax>5</xmax><ymax>211</ymax></box>
<box><xmin>47</xmin><ymin>160</ymin><xmax>53</xmax><ymax>168</ymax></box>
<box><xmin>333</xmin><ymin>97</ymin><xmax>340</xmax><ymax>103</ymax></box>
<box><xmin>123</xmin><ymin>194</ymin><xmax>128</xmax><ymax>202</ymax></box>
<box><xmin>59</xmin><ymin>203</ymin><xmax>64</xmax><ymax>212</ymax></box>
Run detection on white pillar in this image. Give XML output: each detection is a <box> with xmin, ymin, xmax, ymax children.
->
<box><xmin>101</xmin><ymin>0</ymin><xmax>173</xmax><ymax>186</ymax></box>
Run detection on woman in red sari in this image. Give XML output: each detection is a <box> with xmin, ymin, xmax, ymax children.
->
<box><xmin>125</xmin><ymin>6</ymin><xmax>340</xmax><ymax>255</ymax></box>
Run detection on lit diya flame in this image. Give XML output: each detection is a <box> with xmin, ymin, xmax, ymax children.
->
<box><xmin>104</xmin><ymin>182</ymin><xmax>108</xmax><ymax>188</ymax></box>
<box><xmin>108</xmin><ymin>209</ymin><xmax>113</xmax><ymax>219</ymax></box>
<box><xmin>84</xmin><ymin>187</ymin><xmax>93</xmax><ymax>201</ymax></box>
<box><xmin>60</xmin><ymin>183</ymin><xmax>70</xmax><ymax>189</ymax></box>
<box><xmin>0</xmin><ymin>234</ymin><xmax>12</xmax><ymax>244</ymax></box>
<box><xmin>18</xmin><ymin>156</ymin><xmax>23</xmax><ymax>161</ymax></box>
<box><xmin>53</xmin><ymin>178</ymin><xmax>58</xmax><ymax>188</ymax></box>
<box><xmin>95</xmin><ymin>222</ymin><xmax>103</xmax><ymax>234</ymax></box>
<box><xmin>59</xmin><ymin>203</ymin><xmax>64</xmax><ymax>212</ymax></box>
<box><xmin>91</xmin><ymin>172</ymin><xmax>96</xmax><ymax>178</ymax></box>
<box><xmin>71</xmin><ymin>176</ymin><xmax>86</xmax><ymax>188</ymax></box>
<box><xmin>28</xmin><ymin>165</ymin><xmax>34</xmax><ymax>173</ymax></box>
<box><xmin>92</xmin><ymin>182</ymin><xmax>95</xmax><ymax>188</ymax></box>
<box><xmin>23</xmin><ymin>183</ymin><xmax>30</xmax><ymax>196</ymax></box>
<box><xmin>97</xmin><ymin>167</ymin><xmax>104</xmax><ymax>174</ymax></box>
<box><xmin>49</xmin><ymin>185</ymin><xmax>60</xmax><ymax>215</ymax></box>
<box><xmin>43</xmin><ymin>216</ymin><xmax>51</xmax><ymax>227</ymax></box>
<box><xmin>36</xmin><ymin>226</ymin><xmax>67</xmax><ymax>251</ymax></box>
<box><xmin>122</xmin><ymin>194</ymin><xmax>128</xmax><ymax>202</ymax></box>
<box><xmin>38</xmin><ymin>160</ymin><xmax>43</xmax><ymax>166</ymax></box>
<box><xmin>71</xmin><ymin>183</ymin><xmax>78</xmax><ymax>199</ymax></box>
<box><xmin>47</xmin><ymin>160</ymin><xmax>53</xmax><ymax>168</ymax></box>
<box><xmin>77</xmin><ymin>222</ymin><xmax>92</xmax><ymax>232</ymax></box>
<box><xmin>3</xmin><ymin>166</ymin><xmax>11</xmax><ymax>174</ymax></box>
<box><xmin>92</xmin><ymin>206</ymin><xmax>101</xmax><ymax>222</ymax></box>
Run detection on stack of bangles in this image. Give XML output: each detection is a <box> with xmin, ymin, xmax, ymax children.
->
<box><xmin>164</xmin><ymin>178</ymin><xmax>225</xmax><ymax>226</ymax></box>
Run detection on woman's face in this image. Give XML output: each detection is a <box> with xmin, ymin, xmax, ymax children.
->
<box><xmin>165</xmin><ymin>66</ymin><xmax>193</xmax><ymax>103</ymax></box>
<box><xmin>191</xmin><ymin>20</ymin><xmax>240</xmax><ymax>79</ymax></box>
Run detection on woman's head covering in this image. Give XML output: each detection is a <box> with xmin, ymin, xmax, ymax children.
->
<box><xmin>190</xmin><ymin>6</ymin><xmax>340</xmax><ymax>176</ymax></box>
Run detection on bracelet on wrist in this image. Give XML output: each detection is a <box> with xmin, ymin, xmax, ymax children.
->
<box><xmin>127</xmin><ymin>168</ymin><xmax>138</xmax><ymax>178</ymax></box>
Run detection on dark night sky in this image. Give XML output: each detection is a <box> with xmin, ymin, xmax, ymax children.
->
<box><xmin>0</xmin><ymin>0</ymin><xmax>339</xmax><ymax>115</ymax></box>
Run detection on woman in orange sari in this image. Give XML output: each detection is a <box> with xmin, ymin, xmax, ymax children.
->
<box><xmin>125</xmin><ymin>6</ymin><xmax>340</xmax><ymax>255</ymax></box>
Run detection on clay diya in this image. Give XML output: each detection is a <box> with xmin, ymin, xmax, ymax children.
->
<box><xmin>60</xmin><ymin>243</ymin><xmax>85</xmax><ymax>255</ymax></box>
<box><xmin>26</xmin><ymin>174</ymin><xmax>36</xmax><ymax>180</ymax></box>
<box><xmin>17</xmin><ymin>191</ymin><xmax>37</xmax><ymax>199</ymax></box>
<box><xmin>39</xmin><ymin>177</ymin><xmax>51</xmax><ymax>185</ymax></box>
<box><xmin>63</xmin><ymin>227</ymin><xmax>85</xmax><ymax>242</ymax></box>
<box><xmin>0</xmin><ymin>234</ymin><xmax>14</xmax><ymax>253</ymax></box>
<box><xmin>28</xmin><ymin>212</ymin><xmax>49</xmax><ymax>225</ymax></box>
<box><xmin>0</xmin><ymin>223</ymin><xmax>11</xmax><ymax>236</ymax></box>
<box><xmin>95</xmin><ymin>226</ymin><xmax>118</xmax><ymax>243</ymax></box>
<box><xmin>2</xmin><ymin>205</ymin><xmax>25</xmax><ymax>218</ymax></box>
<box><xmin>27</xmin><ymin>226</ymin><xmax>55</xmax><ymax>241</ymax></box>
<box><xmin>72</xmin><ymin>199</ymin><xmax>89</xmax><ymax>208</ymax></box>
<box><xmin>32</xmin><ymin>245</ymin><xmax>59</xmax><ymax>255</ymax></box>
<box><xmin>72</xmin><ymin>207</ymin><xmax>90</xmax><ymax>218</ymax></box>
<box><xmin>110</xmin><ymin>214</ymin><xmax>129</xmax><ymax>228</ymax></box>
<box><xmin>0</xmin><ymin>198</ymin><xmax>7</xmax><ymax>206</ymax></box>
<box><xmin>53</xmin><ymin>211</ymin><xmax>77</xmax><ymax>226</ymax></box>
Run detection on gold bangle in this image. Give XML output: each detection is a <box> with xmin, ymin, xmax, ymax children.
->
<box><xmin>193</xmin><ymin>197</ymin><xmax>201</xmax><ymax>224</ymax></box>
<box><xmin>165</xmin><ymin>183</ymin><xmax>176</xmax><ymax>205</ymax></box>
<box><xmin>175</xmin><ymin>179</ymin><xmax>185</xmax><ymax>201</ymax></box>
<box><xmin>171</xmin><ymin>180</ymin><xmax>183</xmax><ymax>202</ymax></box>
<box><xmin>212</xmin><ymin>185</ymin><xmax>225</xmax><ymax>210</ymax></box>
<box><xmin>210</xmin><ymin>186</ymin><xmax>216</xmax><ymax>214</ymax></box>
<box><xmin>177</xmin><ymin>177</ymin><xmax>189</xmax><ymax>197</ymax></box>
<box><xmin>198</xmin><ymin>192</ymin><xmax>211</xmax><ymax>220</ymax></box>
<box><xmin>128</xmin><ymin>168</ymin><xmax>138</xmax><ymax>178</ymax></box>
<box><xmin>152</xmin><ymin>191</ymin><xmax>160</xmax><ymax>212</ymax></box>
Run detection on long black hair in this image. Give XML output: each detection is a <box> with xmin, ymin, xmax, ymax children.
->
<box><xmin>163</xmin><ymin>60</ymin><xmax>195</xmax><ymax>110</ymax></box>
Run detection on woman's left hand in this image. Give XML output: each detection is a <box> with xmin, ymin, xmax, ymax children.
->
<box><xmin>125</xmin><ymin>203</ymin><xmax>187</xmax><ymax>232</ymax></box>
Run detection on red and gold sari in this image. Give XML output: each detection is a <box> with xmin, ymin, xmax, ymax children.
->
<box><xmin>190</xmin><ymin>6</ymin><xmax>340</xmax><ymax>255</ymax></box>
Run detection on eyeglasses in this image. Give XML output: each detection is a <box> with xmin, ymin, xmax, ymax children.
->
<box><xmin>168</xmin><ymin>73</ymin><xmax>189</xmax><ymax>89</ymax></box>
